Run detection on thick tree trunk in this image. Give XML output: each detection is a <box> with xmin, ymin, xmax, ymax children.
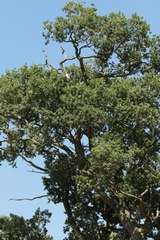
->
<box><xmin>117</xmin><ymin>208</ymin><xmax>151</xmax><ymax>240</ymax></box>
<box><xmin>99</xmin><ymin>193</ymin><xmax>152</xmax><ymax>240</ymax></box>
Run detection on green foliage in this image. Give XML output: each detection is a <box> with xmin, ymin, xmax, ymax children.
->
<box><xmin>0</xmin><ymin>1</ymin><xmax>160</xmax><ymax>240</ymax></box>
<box><xmin>43</xmin><ymin>1</ymin><xmax>160</xmax><ymax>76</ymax></box>
<box><xmin>0</xmin><ymin>208</ymin><xmax>53</xmax><ymax>240</ymax></box>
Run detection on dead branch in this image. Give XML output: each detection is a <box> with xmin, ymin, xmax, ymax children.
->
<box><xmin>152</xmin><ymin>207</ymin><xmax>160</xmax><ymax>221</ymax></box>
<box><xmin>59</xmin><ymin>45</ymin><xmax>71</xmax><ymax>79</ymax></box>
<box><xmin>27</xmin><ymin>169</ymin><xmax>46</xmax><ymax>174</ymax></box>
<box><xmin>42</xmin><ymin>49</ymin><xmax>59</xmax><ymax>70</ymax></box>
<box><xmin>140</xmin><ymin>188</ymin><xmax>148</xmax><ymax>198</ymax></box>
<box><xmin>10</xmin><ymin>194</ymin><xmax>48</xmax><ymax>201</ymax></box>
<box><xmin>60</xmin><ymin>45</ymin><xmax>67</xmax><ymax>59</ymax></box>
<box><xmin>42</xmin><ymin>47</ymin><xmax>77</xmax><ymax>79</ymax></box>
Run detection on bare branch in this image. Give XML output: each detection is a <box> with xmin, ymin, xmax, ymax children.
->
<box><xmin>10</xmin><ymin>195</ymin><xmax>48</xmax><ymax>201</ymax></box>
<box><xmin>27</xmin><ymin>169</ymin><xmax>46</xmax><ymax>174</ymax></box>
<box><xmin>59</xmin><ymin>45</ymin><xmax>71</xmax><ymax>79</ymax></box>
<box><xmin>140</xmin><ymin>188</ymin><xmax>148</xmax><ymax>198</ymax></box>
<box><xmin>78</xmin><ymin>44</ymin><xmax>94</xmax><ymax>54</ymax></box>
<box><xmin>42</xmin><ymin>49</ymin><xmax>48</xmax><ymax>64</ymax></box>
<box><xmin>60</xmin><ymin>45</ymin><xmax>67</xmax><ymax>59</ymax></box>
<box><xmin>118</xmin><ymin>190</ymin><xmax>139</xmax><ymax>201</ymax></box>
<box><xmin>18</xmin><ymin>152</ymin><xmax>47</xmax><ymax>172</ymax></box>
<box><xmin>52</xmin><ymin>139</ymin><xmax>75</xmax><ymax>157</ymax></box>
<box><xmin>151</xmin><ymin>207</ymin><xmax>160</xmax><ymax>221</ymax></box>
<box><xmin>154</xmin><ymin>207</ymin><xmax>160</xmax><ymax>220</ymax></box>
<box><xmin>70</xmin><ymin>33</ymin><xmax>88</xmax><ymax>81</ymax></box>
<box><xmin>42</xmin><ymin>49</ymin><xmax>59</xmax><ymax>70</ymax></box>
<box><xmin>81</xmin><ymin>55</ymin><xmax>102</xmax><ymax>60</ymax></box>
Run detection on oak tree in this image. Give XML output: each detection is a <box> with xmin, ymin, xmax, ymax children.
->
<box><xmin>0</xmin><ymin>2</ymin><xmax>160</xmax><ymax>239</ymax></box>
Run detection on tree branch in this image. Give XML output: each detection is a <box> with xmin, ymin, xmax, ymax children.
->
<box><xmin>139</xmin><ymin>188</ymin><xmax>148</xmax><ymax>218</ymax></box>
<box><xmin>65</xmin><ymin>220</ymin><xmax>85</xmax><ymax>240</ymax></box>
<box><xmin>63</xmin><ymin>193</ymin><xmax>85</xmax><ymax>240</ymax></box>
<box><xmin>18</xmin><ymin>152</ymin><xmax>47</xmax><ymax>172</ymax></box>
<box><xmin>27</xmin><ymin>169</ymin><xmax>46</xmax><ymax>174</ymax></box>
<box><xmin>118</xmin><ymin>189</ymin><xmax>139</xmax><ymax>201</ymax></box>
<box><xmin>42</xmin><ymin>49</ymin><xmax>58</xmax><ymax>69</ymax></box>
<box><xmin>154</xmin><ymin>207</ymin><xmax>160</xmax><ymax>220</ymax></box>
<box><xmin>10</xmin><ymin>195</ymin><xmax>48</xmax><ymax>201</ymax></box>
<box><xmin>52</xmin><ymin>139</ymin><xmax>74</xmax><ymax>157</ymax></box>
<box><xmin>152</xmin><ymin>207</ymin><xmax>160</xmax><ymax>221</ymax></box>
<box><xmin>70</xmin><ymin>33</ymin><xmax>88</xmax><ymax>81</ymax></box>
<box><xmin>59</xmin><ymin>45</ymin><xmax>73</xmax><ymax>79</ymax></box>
<box><xmin>21</xmin><ymin>137</ymin><xmax>42</xmax><ymax>147</ymax></box>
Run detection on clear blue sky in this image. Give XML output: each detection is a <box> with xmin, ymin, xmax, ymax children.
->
<box><xmin>0</xmin><ymin>1</ymin><xmax>160</xmax><ymax>239</ymax></box>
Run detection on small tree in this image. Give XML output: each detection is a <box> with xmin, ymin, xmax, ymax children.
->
<box><xmin>0</xmin><ymin>2</ymin><xmax>160</xmax><ymax>239</ymax></box>
<box><xmin>0</xmin><ymin>208</ymin><xmax>53</xmax><ymax>240</ymax></box>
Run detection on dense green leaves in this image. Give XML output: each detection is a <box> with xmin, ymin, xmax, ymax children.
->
<box><xmin>0</xmin><ymin>208</ymin><xmax>53</xmax><ymax>240</ymax></box>
<box><xmin>0</xmin><ymin>1</ymin><xmax>160</xmax><ymax>240</ymax></box>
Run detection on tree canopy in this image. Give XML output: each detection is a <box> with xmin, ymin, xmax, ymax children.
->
<box><xmin>0</xmin><ymin>208</ymin><xmax>53</xmax><ymax>240</ymax></box>
<box><xmin>0</xmin><ymin>1</ymin><xmax>160</xmax><ymax>240</ymax></box>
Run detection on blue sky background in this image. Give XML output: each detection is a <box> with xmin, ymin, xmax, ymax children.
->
<box><xmin>0</xmin><ymin>1</ymin><xmax>160</xmax><ymax>239</ymax></box>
